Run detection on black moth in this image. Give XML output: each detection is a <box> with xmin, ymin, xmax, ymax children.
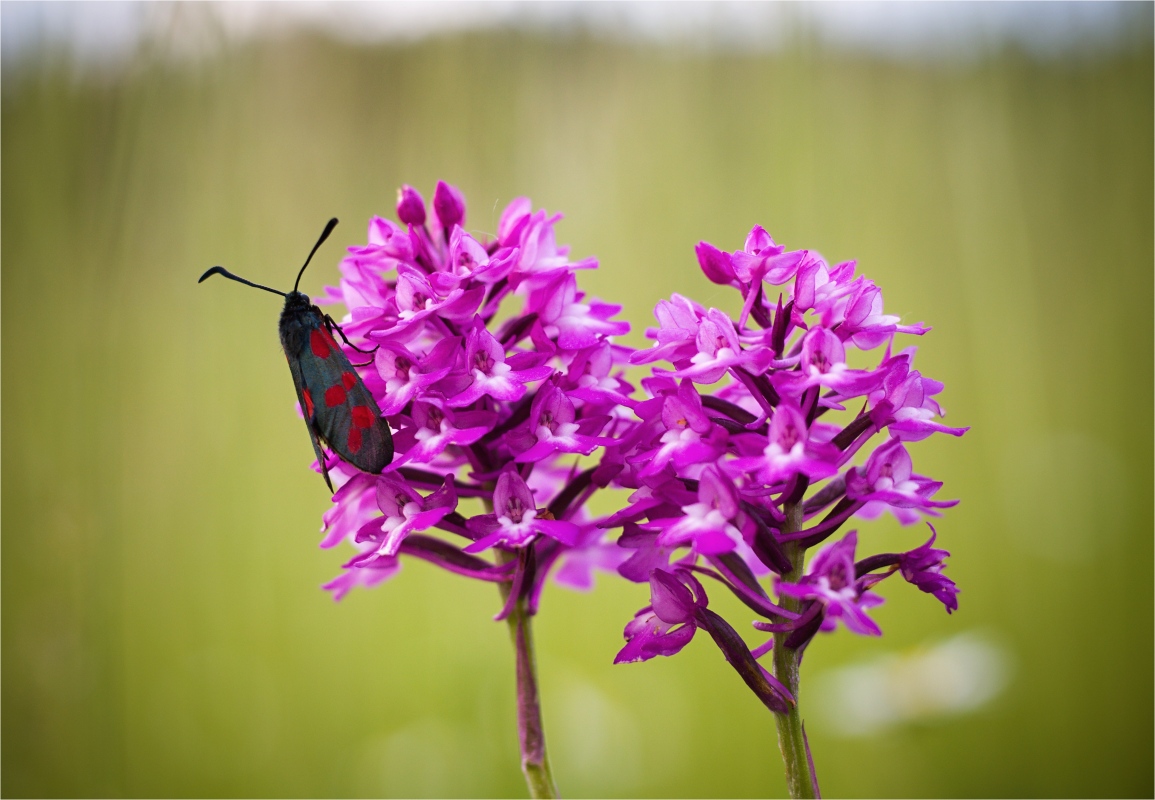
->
<box><xmin>199</xmin><ymin>218</ymin><xmax>394</xmax><ymax>491</ymax></box>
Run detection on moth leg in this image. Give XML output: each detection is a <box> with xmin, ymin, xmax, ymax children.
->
<box><xmin>307</xmin><ymin>419</ymin><xmax>334</xmax><ymax>493</ymax></box>
<box><xmin>325</xmin><ymin>315</ymin><xmax>378</xmax><ymax>355</ymax></box>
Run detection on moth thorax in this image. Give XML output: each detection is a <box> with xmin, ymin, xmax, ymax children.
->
<box><xmin>283</xmin><ymin>291</ymin><xmax>312</xmax><ymax>312</ymax></box>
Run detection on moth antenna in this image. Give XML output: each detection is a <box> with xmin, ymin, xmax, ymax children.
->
<box><xmin>294</xmin><ymin>217</ymin><xmax>339</xmax><ymax>292</ymax></box>
<box><xmin>198</xmin><ymin>266</ymin><xmax>287</xmax><ymax>297</ymax></box>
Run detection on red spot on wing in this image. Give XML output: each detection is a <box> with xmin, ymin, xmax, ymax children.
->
<box><xmin>303</xmin><ymin>388</ymin><xmax>315</xmax><ymax>419</ymax></box>
<box><xmin>324</xmin><ymin>385</ymin><xmax>347</xmax><ymax>407</ymax></box>
<box><xmin>347</xmin><ymin>426</ymin><xmax>363</xmax><ymax>453</ymax></box>
<box><xmin>310</xmin><ymin>329</ymin><xmax>332</xmax><ymax>358</ymax></box>
<box><xmin>321</xmin><ymin>328</ymin><xmax>340</xmax><ymax>351</ymax></box>
<box><xmin>341</xmin><ymin>371</ymin><xmax>357</xmax><ymax>390</ymax></box>
<box><xmin>351</xmin><ymin>405</ymin><xmax>374</xmax><ymax>429</ymax></box>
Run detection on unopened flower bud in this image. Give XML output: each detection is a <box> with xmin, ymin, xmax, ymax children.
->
<box><xmin>695</xmin><ymin>241</ymin><xmax>736</xmax><ymax>285</ymax></box>
<box><xmin>396</xmin><ymin>184</ymin><xmax>426</xmax><ymax>226</ymax></box>
<box><xmin>433</xmin><ymin>180</ymin><xmax>466</xmax><ymax>231</ymax></box>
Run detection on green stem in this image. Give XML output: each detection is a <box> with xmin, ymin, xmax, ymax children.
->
<box><xmin>772</xmin><ymin>502</ymin><xmax>819</xmax><ymax>799</ymax></box>
<box><xmin>497</xmin><ymin>550</ymin><xmax>559</xmax><ymax>799</ymax></box>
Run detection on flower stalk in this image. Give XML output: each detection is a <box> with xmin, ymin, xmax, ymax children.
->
<box><xmin>502</xmin><ymin>579</ymin><xmax>558</xmax><ymax>798</ymax></box>
<box><xmin>772</xmin><ymin>506</ymin><xmax>818</xmax><ymax>799</ymax></box>
<box><xmin>494</xmin><ymin>516</ymin><xmax>559</xmax><ymax>798</ymax></box>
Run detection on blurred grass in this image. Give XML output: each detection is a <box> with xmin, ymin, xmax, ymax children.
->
<box><xmin>2</xmin><ymin>24</ymin><xmax>1152</xmax><ymax>798</ymax></box>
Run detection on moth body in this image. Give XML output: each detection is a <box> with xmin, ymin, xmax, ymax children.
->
<box><xmin>199</xmin><ymin>218</ymin><xmax>393</xmax><ymax>492</ymax></box>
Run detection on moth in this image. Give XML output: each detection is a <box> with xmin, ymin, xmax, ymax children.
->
<box><xmin>199</xmin><ymin>218</ymin><xmax>393</xmax><ymax>491</ymax></box>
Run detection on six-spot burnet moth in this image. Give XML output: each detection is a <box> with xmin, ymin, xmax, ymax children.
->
<box><xmin>199</xmin><ymin>218</ymin><xmax>394</xmax><ymax>491</ymax></box>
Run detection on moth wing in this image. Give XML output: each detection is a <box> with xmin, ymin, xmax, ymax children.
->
<box><xmin>297</xmin><ymin>322</ymin><xmax>394</xmax><ymax>475</ymax></box>
<box><xmin>286</xmin><ymin>350</ymin><xmax>336</xmax><ymax>492</ymax></box>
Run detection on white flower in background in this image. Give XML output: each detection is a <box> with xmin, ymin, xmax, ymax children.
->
<box><xmin>812</xmin><ymin>632</ymin><xmax>1012</xmax><ymax>737</ymax></box>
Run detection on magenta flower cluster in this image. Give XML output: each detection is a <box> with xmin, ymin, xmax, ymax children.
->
<box><xmin>313</xmin><ymin>181</ymin><xmax>631</xmax><ymax>617</ymax></box>
<box><xmin>608</xmin><ymin>224</ymin><xmax>967</xmax><ymax>704</ymax></box>
<box><xmin>309</xmin><ymin>180</ymin><xmax>966</xmax><ymax>724</ymax></box>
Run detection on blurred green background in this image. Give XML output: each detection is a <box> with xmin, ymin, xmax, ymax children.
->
<box><xmin>3</xmin><ymin>5</ymin><xmax>1152</xmax><ymax>798</ymax></box>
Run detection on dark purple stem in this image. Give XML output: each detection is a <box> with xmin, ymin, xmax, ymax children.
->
<box><xmin>771</xmin><ymin>298</ymin><xmax>794</xmax><ymax>357</ymax></box>
<box><xmin>733</xmin><ymin>367</ymin><xmax>779</xmax><ymax>416</ymax></box>
<box><xmin>432</xmin><ymin>511</ymin><xmax>477</xmax><ymax>541</ymax></box>
<box><xmin>478</xmin><ymin>393</ymin><xmax>534</xmax><ymax>445</ymax></box>
<box><xmin>781</xmin><ymin>497</ymin><xmax>864</xmax><ymax>548</ymax></box>
<box><xmin>686</xmin><ymin>562</ymin><xmax>796</xmax><ymax>620</ymax></box>
<box><xmin>855</xmin><ymin>552</ymin><xmax>902</xmax><ymax>578</ymax></box>
<box><xmin>547</xmin><ymin>467</ymin><xmax>596</xmax><ymax>519</ymax></box>
<box><xmin>399</xmin><ymin>535</ymin><xmax>512</xmax><ymax>581</ymax></box>
<box><xmin>749</xmin><ymin>284</ymin><xmax>774</xmax><ymax>329</ymax></box>
<box><xmin>802</xmin><ymin>722</ymin><xmax>821</xmax><ymax>799</ymax></box>
<box><xmin>783</xmin><ymin>601</ymin><xmax>825</xmax><ymax>650</ymax></box>
<box><xmin>701</xmin><ymin>394</ymin><xmax>759</xmax><ymax>424</ymax></box>
<box><xmin>831</xmin><ymin>413</ymin><xmax>874</xmax><ymax>451</ymax></box>
<box><xmin>802</xmin><ymin>477</ymin><xmax>846</xmax><ymax>515</ymax></box>
<box><xmin>397</xmin><ymin>468</ymin><xmax>493</xmax><ymax>498</ymax></box>
<box><xmin>695</xmin><ymin>607</ymin><xmax>793</xmax><ymax>714</ymax></box>
<box><xmin>497</xmin><ymin>311</ymin><xmax>540</xmax><ymax>347</ymax></box>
